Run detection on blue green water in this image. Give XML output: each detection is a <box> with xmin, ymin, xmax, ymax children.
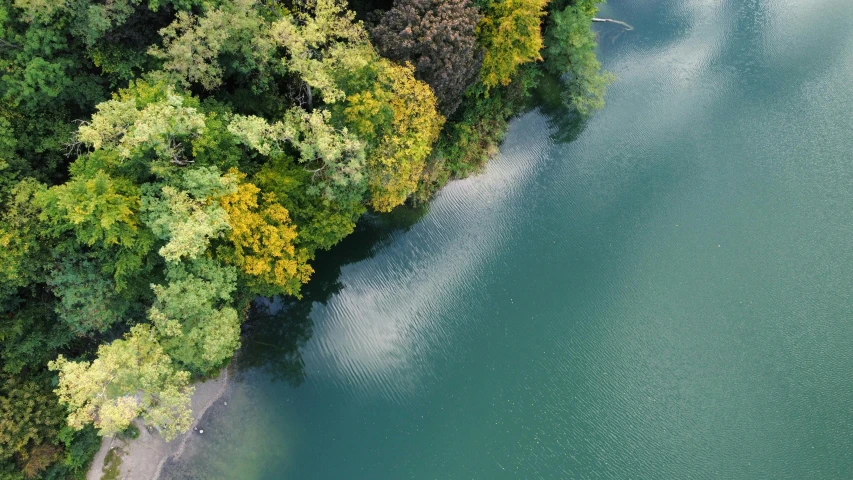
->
<box><xmin>163</xmin><ymin>0</ymin><xmax>853</xmax><ymax>477</ymax></box>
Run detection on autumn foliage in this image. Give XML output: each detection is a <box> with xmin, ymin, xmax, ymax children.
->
<box><xmin>0</xmin><ymin>0</ymin><xmax>610</xmax><ymax>474</ymax></box>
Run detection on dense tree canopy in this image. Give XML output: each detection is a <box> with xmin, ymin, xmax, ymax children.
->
<box><xmin>217</xmin><ymin>171</ymin><xmax>313</xmax><ymax>296</ymax></box>
<box><xmin>0</xmin><ymin>374</ymin><xmax>65</xmax><ymax>477</ymax></box>
<box><xmin>338</xmin><ymin>59</ymin><xmax>444</xmax><ymax>211</ymax></box>
<box><xmin>0</xmin><ymin>0</ymin><xmax>612</xmax><ymax>475</ymax></box>
<box><xmin>371</xmin><ymin>0</ymin><xmax>483</xmax><ymax>116</ymax></box>
<box><xmin>543</xmin><ymin>0</ymin><xmax>614</xmax><ymax>114</ymax></box>
<box><xmin>148</xmin><ymin>258</ymin><xmax>241</xmax><ymax>373</ymax></box>
<box><xmin>477</xmin><ymin>0</ymin><xmax>549</xmax><ymax>90</ymax></box>
<box><xmin>49</xmin><ymin>325</ymin><xmax>193</xmax><ymax>440</ymax></box>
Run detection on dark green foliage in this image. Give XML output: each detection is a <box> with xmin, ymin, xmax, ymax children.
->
<box><xmin>418</xmin><ymin>64</ymin><xmax>539</xmax><ymax>199</ymax></box>
<box><xmin>255</xmin><ymin>155</ymin><xmax>366</xmax><ymax>256</ymax></box>
<box><xmin>117</xmin><ymin>424</ymin><xmax>139</xmax><ymax>441</ymax></box>
<box><xmin>0</xmin><ymin>373</ymin><xmax>98</xmax><ymax>479</ymax></box>
<box><xmin>46</xmin><ymin>254</ymin><xmax>132</xmax><ymax>335</ymax></box>
<box><xmin>543</xmin><ymin>0</ymin><xmax>614</xmax><ymax>114</ymax></box>
<box><xmin>0</xmin><ymin>296</ymin><xmax>74</xmax><ymax>375</ymax></box>
<box><xmin>50</xmin><ymin>426</ymin><xmax>101</xmax><ymax>479</ymax></box>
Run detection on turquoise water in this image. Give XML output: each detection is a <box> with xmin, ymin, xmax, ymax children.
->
<box><xmin>163</xmin><ymin>0</ymin><xmax>853</xmax><ymax>478</ymax></box>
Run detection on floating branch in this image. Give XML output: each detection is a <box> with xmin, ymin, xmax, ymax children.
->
<box><xmin>592</xmin><ymin>17</ymin><xmax>634</xmax><ymax>31</ymax></box>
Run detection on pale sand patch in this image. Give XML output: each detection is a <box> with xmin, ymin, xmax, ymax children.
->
<box><xmin>86</xmin><ymin>368</ymin><xmax>229</xmax><ymax>480</ymax></box>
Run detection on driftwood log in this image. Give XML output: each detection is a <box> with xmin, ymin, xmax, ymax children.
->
<box><xmin>592</xmin><ymin>17</ymin><xmax>634</xmax><ymax>31</ymax></box>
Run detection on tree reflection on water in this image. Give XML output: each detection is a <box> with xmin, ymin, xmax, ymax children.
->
<box><xmin>234</xmin><ymin>205</ymin><xmax>429</xmax><ymax>386</ymax></box>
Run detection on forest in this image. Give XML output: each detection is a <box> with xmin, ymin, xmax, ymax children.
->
<box><xmin>0</xmin><ymin>0</ymin><xmax>610</xmax><ymax>477</ymax></box>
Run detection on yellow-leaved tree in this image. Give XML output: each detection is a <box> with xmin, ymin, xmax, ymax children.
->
<box><xmin>217</xmin><ymin>170</ymin><xmax>313</xmax><ymax>296</ymax></box>
<box><xmin>477</xmin><ymin>0</ymin><xmax>549</xmax><ymax>90</ymax></box>
<box><xmin>343</xmin><ymin>59</ymin><xmax>444</xmax><ymax>212</ymax></box>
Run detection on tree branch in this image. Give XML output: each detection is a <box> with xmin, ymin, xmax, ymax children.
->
<box><xmin>592</xmin><ymin>18</ymin><xmax>634</xmax><ymax>31</ymax></box>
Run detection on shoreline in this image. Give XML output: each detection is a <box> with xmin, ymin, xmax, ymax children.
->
<box><xmin>86</xmin><ymin>367</ymin><xmax>230</xmax><ymax>480</ymax></box>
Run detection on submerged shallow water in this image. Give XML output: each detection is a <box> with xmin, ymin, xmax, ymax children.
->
<box><xmin>163</xmin><ymin>0</ymin><xmax>853</xmax><ymax>478</ymax></box>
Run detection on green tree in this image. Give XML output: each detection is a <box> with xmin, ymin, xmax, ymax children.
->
<box><xmin>76</xmin><ymin>81</ymin><xmax>206</xmax><ymax>166</ymax></box>
<box><xmin>0</xmin><ymin>0</ymin><xmax>612</xmax><ymax>464</ymax></box>
<box><xmin>46</xmin><ymin>254</ymin><xmax>131</xmax><ymax>335</ymax></box>
<box><xmin>228</xmin><ymin>108</ymin><xmax>366</xmax><ymax>203</ymax></box>
<box><xmin>141</xmin><ymin>167</ymin><xmax>236</xmax><ymax>263</ymax></box>
<box><xmin>0</xmin><ymin>299</ymin><xmax>74</xmax><ymax>375</ymax></box>
<box><xmin>0</xmin><ymin>373</ymin><xmax>65</xmax><ymax>478</ymax></box>
<box><xmin>49</xmin><ymin>324</ymin><xmax>194</xmax><ymax>440</ymax></box>
<box><xmin>35</xmin><ymin>169</ymin><xmax>155</xmax><ymax>290</ymax></box>
<box><xmin>149</xmin><ymin>0</ymin><xmax>277</xmax><ymax>91</ymax></box>
<box><xmin>0</xmin><ymin>179</ymin><xmax>47</xmax><ymax>304</ymax></box>
<box><xmin>254</xmin><ymin>155</ymin><xmax>365</xmax><ymax>255</ymax></box>
<box><xmin>148</xmin><ymin>258</ymin><xmax>241</xmax><ymax>374</ymax></box>
<box><xmin>270</xmin><ymin>0</ymin><xmax>371</xmax><ymax>106</ymax></box>
<box><xmin>543</xmin><ymin>0</ymin><xmax>613</xmax><ymax>114</ymax></box>
<box><xmin>36</xmin><ymin>170</ymin><xmax>140</xmax><ymax>250</ymax></box>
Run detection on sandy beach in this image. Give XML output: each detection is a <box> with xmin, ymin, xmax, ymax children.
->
<box><xmin>85</xmin><ymin>368</ymin><xmax>229</xmax><ymax>480</ymax></box>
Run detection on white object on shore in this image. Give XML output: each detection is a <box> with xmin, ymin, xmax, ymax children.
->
<box><xmin>199</xmin><ymin>430</ymin><xmax>204</xmax><ymax>434</ymax></box>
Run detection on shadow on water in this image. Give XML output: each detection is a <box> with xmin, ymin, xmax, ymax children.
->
<box><xmin>234</xmin><ymin>71</ymin><xmax>589</xmax><ymax>387</ymax></box>
<box><xmin>234</xmin><ymin>204</ymin><xmax>430</xmax><ymax>385</ymax></box>
<box><xmin>532</xmin><ymin>72</ymin><xmax>590</xmax><ymax>145</ymax></box>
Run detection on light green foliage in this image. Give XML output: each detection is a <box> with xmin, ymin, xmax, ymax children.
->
<box><xmin>150</xmin><ymin>0</ymin><xmax>277</xmax><ymax>90</ymax></box>
<box><xmin>36</xmin><ymin>170</ymin><xmax>141</xmax><ymax>250</ymax></box>
<box><xmin>226</xmin><ymin>115</ymin><xmax>279</xmax><ymax>156</ymax></box>
<box><xmin>180</xmin><ymin>164</ymin><xmax>239</xmax><ymax>200</ymax></box>
<box><xmin>477</xmin><ymin>0</ymin><xmax>549</xmax><ymax>90</ymax></box>
<box><xmin>77</xmin><ymin>81</ymin><xmax>206</xmax><ymax>164</ymax></box>
<box><xmin>543</xmin><ymin>0</ymin><xmax>614</xmax><ymax>114</ymax></box>
<box><xmin>34</xmin><ymin>168</ymin><xmax>157</xmax><ymax>291</ymax></box>
<box><xmin>35</xmin><ymin>165</ymin><xmax>157</xmax><ymax>291</ymax></box>
<box><xmin>12</xmin><ymin>0</ymin><xmax>69</xmax><ymax>21</ymax></box>
<box><xmin>142</xmin><ymin>167</ymin><xmax>236</xmax><ymax>262</ymax></box>
<box><xmin>49</xmin><ymin>324</ymin><xmax>194</xmax><ymax>440</ymax></box>
<box><xmin>46</xmin><ymin>254</ymin><xmax>130</xmax><ymax>335</ymax></box>
<box><xmin>148</xmin><ymin>258</ymin><xmax>241</xmax><ymax>374</ymax></box>
<box><xmin>228</xmin><ymin>108</ymin><xmax>365</xmax><ymax>202</ymax></box>
<box><xmin>270</xmin><ymin>0</ymin><xmax>371</xmax><ymax>104</ymax></box>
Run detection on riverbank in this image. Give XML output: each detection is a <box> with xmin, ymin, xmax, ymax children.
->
<box><xmin>85</xmin><ymin>368</ymin><xmax>230</xmax><ymax>480</ymax></box>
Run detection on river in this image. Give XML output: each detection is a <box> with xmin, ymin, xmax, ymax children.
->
<box><xmin>162</xmin><ymin>0</ymin><xmax>853</xmax><ymax>478</ymax></box>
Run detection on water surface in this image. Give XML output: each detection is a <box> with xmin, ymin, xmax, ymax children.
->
<box><xmin>163</xmin><ymin>0</ymin><xmax>853</xmax><ymax>477</ymax></box>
